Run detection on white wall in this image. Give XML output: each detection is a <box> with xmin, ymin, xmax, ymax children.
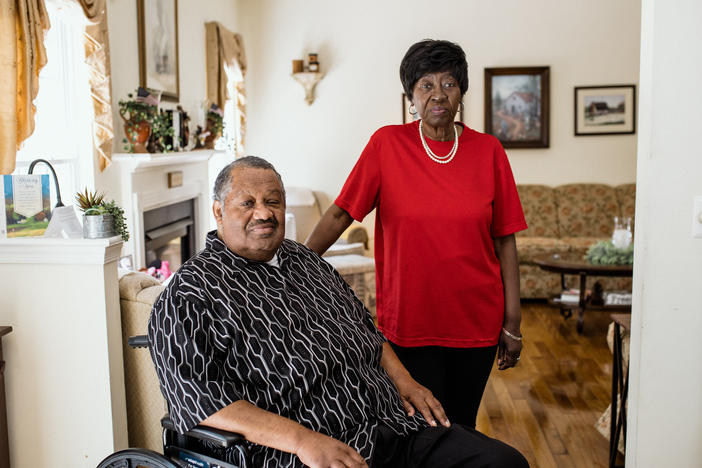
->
<box><xmin>240</xmin><ymin>0</ymin><xmax>640</xmax><ymax>201</ymax></box>
<box><xmin>627</xmin><ymin>0</ymin><xmax>702</xmax><ymax>465</ymax></box>
<box><xmin>99</xmin><ymin>0</ymin><xmax>241</xmax><ymax>193</ymax></box>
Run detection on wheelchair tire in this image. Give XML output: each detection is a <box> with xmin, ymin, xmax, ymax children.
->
<box><xmin>96</xmin><ymin>448</ymin><xmax>180</xmax><ymax>468</ymax></box>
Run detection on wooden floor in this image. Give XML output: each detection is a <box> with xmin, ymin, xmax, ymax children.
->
<box><xmin>476</xmin><ymin>301</ymin><xmax>621</xmax><ymax>468</ymax></box>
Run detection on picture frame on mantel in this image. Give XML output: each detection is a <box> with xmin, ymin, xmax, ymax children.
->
<box><xmin>484</xmin><ymin>66</ymin><xmax>550</xmax><ymax>148</ymax></box>
<box><xmin>137</xmin><ymin>0</ymin><xmax>180</xmax><ymax>101</ymax></box>
<box><xmin>402</xmin><ymin>93</ymin><xmax>463</xmax><ymax>124</ymax></box>
<box><xmin>574</xmin><ymin>85</ymin><xmax>636</xmax><ymax>136</ymax></box>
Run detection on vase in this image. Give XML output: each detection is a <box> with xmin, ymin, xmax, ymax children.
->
<box><xmin>124</xmin><ymin>120</ymin><xmax>151</xmax><ymax>153</ymax></box>
<box><xmin>203</xmin><ymin>131</ymin><xmax>221</xmax><ymax>149</ymax></box>
<box><xmin>83</xmin><ymin>214</ymin><xmax>115</xmax><ymax>239</ymax></box>
<box><xmin>611</xmin><ymin>216</ymin><xmax>632</xmax><ymax>249</ymax></box>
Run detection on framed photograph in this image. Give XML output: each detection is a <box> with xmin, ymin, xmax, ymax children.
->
<box><xmin>402</xmin><ymin>93</ymin><xmax>463</xmax><ymax>124</ymax></box>
<box><xmin>574</xmin><ymin>85</ymin><xmax>636</xmax><ymax>136</ymax></box>
<box><xmin>484</xmin><ymin>66</ymin><xmax>550</xmax><ymax>148</ymax></box>
<box><xmin>137</xmin><ymin>0</ymin><xmax>180</xmax><ymax>101</ymax></box>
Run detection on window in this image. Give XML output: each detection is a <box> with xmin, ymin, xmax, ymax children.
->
<box><xmin>217</xmin><ymin>61</ymin><xmax>245</xmax><ymax>155</ymax></box>
<box><xmin>14</xmin><ymin>1</ymin><xmax>92</xmax><ymax>208</ymax></box>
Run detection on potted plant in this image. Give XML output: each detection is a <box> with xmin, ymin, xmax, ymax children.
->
<box><xmin>75</xmin><ymin>189</ymin><xmax>130</xmax><ymax>242</ymax></box>
<box><xmin>147</xmin><ymin>109</ymin><xmax>175</xmax><ymax>153</ymax></box>
<box><xmin>204</xmin><ymin>104</ymin><xmax>224</xmax><ymax>149</ymax></box>
<box><xmin>118</xmin><ymin>92</ymin><xmax>156</xmax><ymax>153</ymax></box>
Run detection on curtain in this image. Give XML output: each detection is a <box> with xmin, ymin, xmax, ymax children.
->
<box><xmin>75</xmin><ymin>0</ymin><xmax>113</xmax><ymax>171</ymax></box>
<box><xmin>0</xmin><ymin>0</ymin><xmax>50</xmax><ymax>175</ymax></box>
<box><xmin>205</xmin><ymin>22</ymin><xmax>247</xmax><ymax>154</ymax></box>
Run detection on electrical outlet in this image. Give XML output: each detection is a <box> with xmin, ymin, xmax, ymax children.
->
<box><xmin>693</xmin><ymin>196</ymin><xmax>702</xmax><ymax>238</ymax></box>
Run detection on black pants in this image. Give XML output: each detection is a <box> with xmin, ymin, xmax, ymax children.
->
<box><xmin>371</xmin><ymin>424</ymin><xmax>529</xmax><ymax>468</ymax></box>
<box><xmin>390</xmin><ymin>343</ymin><xmax>497</xmax><ymax>428</ymax></box>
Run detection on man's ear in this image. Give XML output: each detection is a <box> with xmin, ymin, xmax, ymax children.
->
<box><xmin>213</xmin><ymin>200</ymin><xmax>223</xmax><ymax>227</ymax></box>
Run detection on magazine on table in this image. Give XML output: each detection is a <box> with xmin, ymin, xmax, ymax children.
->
<box><xmin>559</xmin><ymin>289</ymin><xmax>581</xmax><ymax>304</ymax></box>
<box><xmin>604</xmin><ymin>291</ymin><xmax>632</xmax><ymax>306</ymax></box>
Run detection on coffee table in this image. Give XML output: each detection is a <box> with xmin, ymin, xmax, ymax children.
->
<box><xmin>534</xmin><ymin>253</ymin><xmax>633</xmax><ymax>333</ymax></box>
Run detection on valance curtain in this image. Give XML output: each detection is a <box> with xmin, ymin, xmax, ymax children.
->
<box><xmin>205</xmin><ymin>22</ymin><xmax>247</xmax><ymax>154</ymax></box>
<box><xmin>0</xmin><ymin>0</ymin><xmax>50</xmax><ymax>174</ymax></box>
<box><xmin>76</xmin><ymin>0</ymin><xmax>114</xmax><ymax>171</ymax></box>
<box><xmin>0</xmin><ymin>0</ymin><xmax>114</xmax><ymax>174</ymax></box>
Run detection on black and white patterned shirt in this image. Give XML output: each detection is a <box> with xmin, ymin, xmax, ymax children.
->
<box><xmin>148</xmin><ymin>231</ymin><xmax>425</xmax><ymax>467</ymax></box>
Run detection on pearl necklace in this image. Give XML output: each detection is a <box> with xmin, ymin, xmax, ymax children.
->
<box><xmin>419</xmin><ymin>120</ymin><xmax>459</xmax><ymax>164</ymax></box>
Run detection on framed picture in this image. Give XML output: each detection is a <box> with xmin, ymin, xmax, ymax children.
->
<box><xmin>402</xmin><ymin>93</ymin><xmax>463</xmax><ymax>124</ymax></box>
<box><xmin>484</xmin><ymin>66</ymin><xmax>550</xmax><ymax>148</ymax></box>
<box><xmin>574</xmin><ymin>85</ymin><xmax>636</xmax><ymax>135</ymax></box>
<box><xmin>137</xmin><ymin>0</ymin><xmax>180</xmax><ymax>101</ymax></box>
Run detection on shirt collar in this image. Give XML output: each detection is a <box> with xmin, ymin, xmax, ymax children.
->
<box><xmin>206</xmin><ymin>230</ymin><xmax>290</xmax><ymax>268</ymax></box>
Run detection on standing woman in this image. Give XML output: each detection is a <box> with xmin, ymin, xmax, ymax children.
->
<box><xmin>306</xmin><ymin>39</ymin><xmax>527</xmax><ymax>428</ymax></box>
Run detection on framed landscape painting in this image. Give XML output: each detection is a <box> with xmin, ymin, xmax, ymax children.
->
<box><xmin>137</xmin><ymin>0</ymin><xmax>180</xmax><ymax>101</ymax></box>
<box><xmin>484</xmin><ymin>66</ymin><xmax>550</xmax><ymax>148</ymax></box>
<box><xmin>574</xmin><ymin>85</ymin><xmax>636</xmax><ymax>135</ymax></box>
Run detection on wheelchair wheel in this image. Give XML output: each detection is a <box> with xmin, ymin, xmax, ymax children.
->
<box><xmin>96</xmin><ymin>448</ymin><xmax>179</xmax><ymax>468</ymax></box>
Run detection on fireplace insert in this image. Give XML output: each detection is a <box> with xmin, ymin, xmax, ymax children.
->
<box><xmin>143</xmin><ymin>199</ymin><xmax>196</xmax><ymax>272</ymax></box>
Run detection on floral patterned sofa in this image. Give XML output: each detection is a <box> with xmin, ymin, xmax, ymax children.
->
<box><xmin>516</xmin><ymin>183</ymin><xmax>636</xmax><ymax>298</ymax></box>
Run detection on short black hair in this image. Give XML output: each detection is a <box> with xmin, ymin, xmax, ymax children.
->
<box><xmin>213</xmin><ymin>156</ymin><xmax>285</xmax><ymax>204</ymax></box>
<box><xmin>400</xmin><ymin>39</ymin><xmax>469</xmax><ymax>102</ymax></box>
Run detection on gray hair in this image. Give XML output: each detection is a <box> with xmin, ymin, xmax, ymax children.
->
<box><xmin>212</xmin><ymin>156</ymin><xmax>285</xmax><ymax>204</ymax></box>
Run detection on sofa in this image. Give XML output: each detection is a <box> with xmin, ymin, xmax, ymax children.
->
<box><xmin>516</xmin><ymin>183</ymin><xmax>636</xmax><ymax>298</ymax></box>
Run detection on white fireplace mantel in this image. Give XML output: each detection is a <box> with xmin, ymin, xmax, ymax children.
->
<box><xmin>103</xmin><ymin>150</ymin><xmax>224</xmax><ymax>269</ymax></box>
<box><xmin>111</xmin><ymin>150</ymin><xmax>213</xmax><ymax>172</ymax></box>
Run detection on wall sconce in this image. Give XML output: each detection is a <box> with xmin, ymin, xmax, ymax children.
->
<box><xmin>291</xmin><ymin>53</ymin><xmax>324</xmax><ymax>105</ymax></box>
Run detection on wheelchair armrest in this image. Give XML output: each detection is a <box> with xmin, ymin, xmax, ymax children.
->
<box><xmin>128</xmin><ymin>335</ymin><xmax>149</xmax><ymax>349</ymax></box>
<box><xmin>161</xmin><ymin>415</ymin><xmax>248</xmax><ymax>449</ymax></box>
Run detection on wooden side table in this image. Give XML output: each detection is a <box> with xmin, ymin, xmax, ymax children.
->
<box><xmin>534</xmin><ymin>254</ymin><xmax>633</xmax><ymax>333</ymax></box>
<box><xmin>609</xmin><ymin>314</ymin><xmax>630</xmax><ymax>468</ymax></box>
<box><xmin>0</xmin><ymin>326</ymin><xmax>12</xmax><ymax>468</ymax></box>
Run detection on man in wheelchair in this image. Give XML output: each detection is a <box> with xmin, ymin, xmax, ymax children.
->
<box><xmin>147</xmin><ymin>157</ymin><xmax>528</xmax><ymax>468</ymax></box>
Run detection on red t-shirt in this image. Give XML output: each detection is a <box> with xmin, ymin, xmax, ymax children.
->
<box><xmin>335</xmin><ymin>121</ymin><xmax>527</xmax><ymax>348</ymax></box>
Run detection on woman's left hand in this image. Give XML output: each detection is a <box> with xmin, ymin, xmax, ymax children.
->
<box><xmin>393</xmin><ymin>374</ymin><xmax>450</xmax><ymax>427</ymax></box>
<box><xmin>497</xmin><ymin>329</ymin><xmax>522</xmax><ymax>370</ymax></box>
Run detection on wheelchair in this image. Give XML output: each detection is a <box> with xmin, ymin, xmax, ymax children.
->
<box><xmin>96</xmin><ymin>335</ymin><xmax>251</xmax><ymax>468</ymax></box>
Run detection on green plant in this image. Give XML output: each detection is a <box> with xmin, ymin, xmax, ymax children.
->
<box><xmin>586</xmin><ymin>241</ymin><xmax>633</xmax><ymax>265</ymax></box>
<box><xmin>119</xmin><ymin>92</ymin><xmax>157</xmax><ymax>152</ymax></box>
<box><xmin>119</xmin><ymin>90</ymin><xmax>175</xmax><ymax>153</ymax></box>
<box><xmin>118</xmin><ymin>93</ymin><xmax>155</xmax><ymax>123</ymax></box>
<box><xmin>207</xmin><ymin>110</ymin><xmax>224</xmax><ymax>136</ymax></box>
<box><xmin>75</xmin><ymin>189</ymin><xmax>130</xmax><ymax>242</ymax></box>
<box><xmin>75</xmin><ymin>188</ymin><xmax>105</xmax><ymax>212</ymax></box>
<box><xmin>148</xmin><ymin>110</ymin><xmax>175</xmax><ymax>153</ymax></box>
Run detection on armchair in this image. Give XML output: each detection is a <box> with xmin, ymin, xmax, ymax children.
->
<box><xmin>286</xmin><ymin>187</ymin><xmax>376</xmax><ymax>316</ymax></box>
<box><xmin>285</xmin><ymin>186</ymin><xmax>369</xmax><ymax>250</ymax></box>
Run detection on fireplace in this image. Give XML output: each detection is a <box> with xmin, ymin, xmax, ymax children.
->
<box><xmin>102</xmin><ymin>150</ymin><xmax>219</xmax><ymax>270</ymax></box>
<box><xmin>143</xmin><ymin>198</ymin><xmax>196</xmax><ymax>271</ymax></box>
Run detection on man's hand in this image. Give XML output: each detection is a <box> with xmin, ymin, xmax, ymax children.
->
<box><xmin>393</xmin><ymin>373</ymin><xmax>450</xmax><ymax>427</ymax></box>
<box><xmin>379</xmin><ymin>342</ymin><xmax>450</xmax><ymax>428</ymax></box>
<box><xmin>295</xmin><ymin>430</ymin><xmax>368</xmax><ymax>468</ymax></box>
